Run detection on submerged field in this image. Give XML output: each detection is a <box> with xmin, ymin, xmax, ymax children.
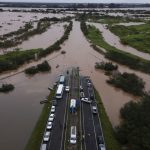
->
<box><xmin>109</xmin><ymin>22</ymin><xmax>150</xmax><ymax>53</ymax></box>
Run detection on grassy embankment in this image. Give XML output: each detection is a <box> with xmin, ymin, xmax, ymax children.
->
<box><xmin>81</xmin><ymin>22</ymin><xmax>150</xmax><ymax>74</ymax></box>
<box><xmin>25</xmin><ymin>89</ymin><xmax>55</xmax><ymax>150</ymax></box>
<box><xmin>94</xmin><ymin>89</ymin><xmax>121</xmax><ymax>150</ymax></box>
<box><xmin>109</xmin><ymin>22</ymin><xmax>150</xmax><ymax>54</ymax></box>
<box><xmin>90</xmin><ymin>15</ymin><xmax>143</xmax><ymax>25</ymax></box>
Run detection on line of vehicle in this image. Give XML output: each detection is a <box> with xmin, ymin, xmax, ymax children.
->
<box><xmin>88</xmin><ymin>88</ymin><xmax>98</xmax><ymax>150</ymax></box>
<box><xmin>80</xmin><ymin>76</ymin><xmax>86</xmax><ymax>150</ymax></box>
<box><xmin>61</xmin><ymin>74</ymin><xmax>71</xmax><ymax>150</ymax></box>
<box><xmin>93</xmin><ymin>89</ymin><xmax>106</xmax><ymax>148</ymax></box>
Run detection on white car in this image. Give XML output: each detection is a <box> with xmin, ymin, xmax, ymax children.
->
<box><xmin>81</xmin><ymin>97</ymin><xmax>92</xmax><ymax>103</ymax></box>
<box><xmin>43</xmin><ymin>131</ymin><xmax>50</xmax><ymax>142</ymax></box>
<box><xmin>65</xmin><ymin>86</ymin><xmax>70</xmax><ymax>92</ymax></box>
<box><xmin>46</xmin><ymin>122</ymin><xmax>52</xmax><ymax>130</ymax></box>
<box><xmin>51</xmin><ymin>106</ymin><xmax>55</xmax><ymax>113</ymax></box>
<box><xmin>92</xmin><ymin>106</ymin><xmax>97</xmax><ymax>114</ymax></box>
<box><xmin>48</xmin><ymin>114</ymin><xmax>55</xmax><ymax>122</ymax></box>
<box><xmin>99</xmin><ymin>144</ymin><xmax>106</xmax><ymax>150</ymax></box>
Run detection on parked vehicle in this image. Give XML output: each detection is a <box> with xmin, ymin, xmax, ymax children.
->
<box><xmin>40</xmin><ymin>144</ymin><xmax>47</xmax><ymax>150</ymax></box>
<box><xmin>48</xmin><ymin>114</ymin><xmax>55</xmax><ymax>122</ymax></box>
<box><xmin>80</xmin><ymin>92</ymin><xmax>85</xmax><ymax>98</ymax></box>
<box><xmin>98</xmin><ymin>144</ymin><xmax>106</xmax><ymax>150</ymax></box>
<box><xmin>52</xmin><ymin>99</ymin><xmax>57</xmax><ymax>106</ymax></box>
<box><xmin>97</xmin><ymin>135</ymin><xmax>103</xmax><ymax>144</ymax></box>
<box><xmin>43</xmin><ymin>131</ymin><xmax>50</xmax><ymax>142</ymax></box>
<box><xmin>80</xmin><ymin>85</ymin><xmax>83</xmax><ymax>92</ymax></box>
<box><xmin>51</xmin><ymin>106</ymin><xmax>55</xmax><ymax>113</ymax></box>
<box><xmin>59</xmin><ymin>75</ymin><xmax>65</xmax><ymax>85</ymax></box>
<box><xmin>70</xmin><ymin>99</ymin><xmax>76</xmax><ymax>113</ymax></box>
<box><xmin>70</xmin><ymin>126</ymin><xmax>77</xmax><ymax>144</ymax></box>
<box><xmin>92</xmin><ymin>106</ymin><xmax>97</xmax><ymax>114</ymax></box>
<box><xmin>81</xmin><ymin>97</ymin><xmax>91</xmax><ymax>103</ymax></box>
<box><xmin>56</xmin><ymin>84</ymin><xmax>64</xmax><ymax>99</ymax></box>
<box><xmin>65</xmin><ymin>86</ymin><xmax>70</xmax><ymax>92</ymax></box>
<box><xmin>46</xmin><ymin>122</ymin><xmax>52</xmax><ymax>130</ymax></box>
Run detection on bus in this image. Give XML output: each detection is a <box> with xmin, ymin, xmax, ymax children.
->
<box><xmin>56</xmin><ymin>84</ymin><xmax>64</xmax><ymax>99</ymax></box>
<box><xmin>59</xmin><ymin>75</ymin><xmax>65</xmax><ymax>85</ymax></box>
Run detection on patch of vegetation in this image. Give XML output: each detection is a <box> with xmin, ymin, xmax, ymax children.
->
<box><xmin>0</xmin><ymin>83</ymin><xmax>14</xmax><ymax>92</ymax></box>
<box><xmin>116</xmin><ymin>94</ymin><xmax>150</xmax><ymax>150</ymax></box>
<box><xmin>107</xmin><ymin>72</ymin><xmax>145</xmax><ymax>96</ymax></box>
<box><xmin>94</xmin><ymin>89</ymin><xmax>121</xmax><ymax>150</ymax></box>
<box><xmin>0</xmin><ymin>48</ymin><xmax>42</xmax><ymax>73</ymax></box>
<box><xmin>25</xmin><ymin>66</ymin><xmax>38</xmax><ymax>75</ymax></box>
<box><xmin>25</xmin><ymin>89</ymin><xmax>55</xmax><ymax>150</ymax></box>
<box><xmin>109</xmin><ymin>23</ymin><xmax>150</xmax><ymax>53</ymax></box>
<box><xmin>81</xmin><ymin>22</ymin><xmax>150</xmax><ymax>74</ymax></box>
<box><xmin>95</xmin><ymin>61</ymin><xmax>118</xmax><ymax>71</ymax></box>
<box><xmin>25</xmin><ymin>61</ymin><xmax>51</xmax><ymax>75</ymax></box>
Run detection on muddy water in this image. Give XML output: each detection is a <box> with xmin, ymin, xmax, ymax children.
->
<box><xmin>90</xmin><ymin>22</ymin><xmax>150</xmax><ymax>60</ymax></box>
<box><xmin>0</xmin><ymin>21</ymin><xmax>150</xmax><ymax>150</ymax></box>
<box><xmin>0</xmin><ymin>11</ymin><xmax>71</xmax><ymax>35</ymax></box>
<box><xmin>4</xmin><ymin>23</ymin><xmax>66</xmax><ymax>53</ymax></box>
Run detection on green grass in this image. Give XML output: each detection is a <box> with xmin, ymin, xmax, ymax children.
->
<box><xmin>89</xmin><ymin>16</ymin><xmax>143</xmax><ymax>25</ymax></box>
<box><xmin>94</xmin><ymin>89</ymin><xmax>121</xmax><ymax>150</ymax></box>
<box><xmin>86</xmin><ymin>25</ymin><xmax>150</xmax><ymax>74</ymax></box>
<box><xmin>25</xmin><ymin>89</ymin><xmax>55</xmax><ymax>150</ymax></box>
<box><xmin>109</xmin><ymin>23</ymin><xmax>150</xmax><ymax>53</ymax></box>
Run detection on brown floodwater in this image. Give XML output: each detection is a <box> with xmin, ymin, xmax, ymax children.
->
<box><xmin>0</xmin><ymin>20</ymin><xmax>150</xmax><ymax>150</ymax></box>
<box><xmin>4</xmin><ymin>23</ymin><xmax>66</xmax><ymax>53</ymax></box>
<box><xmin>90</xmin><ymin>22</ymin><xmax>150</xmax><ymax>60</ymax></box>
<box><xmin>0</xmin><ymin>11</ymin><xmax>72</xmax><ymax>35</ymax></box>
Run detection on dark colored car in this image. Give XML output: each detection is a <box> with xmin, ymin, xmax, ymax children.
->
<box><xmin>97</xmin><ymin>135</ymin><xmax>103</xmax><ymax>144</ymax></box>
<box><xmin>52</xmin><ymin>99</ymin><xmax>57</xmax><ymax>106</ymax></box>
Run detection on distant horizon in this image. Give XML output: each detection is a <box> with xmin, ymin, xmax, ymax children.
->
<box><xmin>0</xmin><ymin>0</ymin><xmax>150</xmax><ymax>4</ymax></box>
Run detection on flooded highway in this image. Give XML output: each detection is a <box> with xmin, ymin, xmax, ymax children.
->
<box><xmin>0</xmin><ymin>18</ymin><xmax>150</xmax><ymax>150</ymax></box>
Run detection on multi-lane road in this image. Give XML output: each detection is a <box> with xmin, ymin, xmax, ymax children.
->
<box><xmin>41</xmin><ymin>69</ymin><xmax>105</xmax><ymax>150</ymax></box>
<box><xmin>80</xmin><ymin>76</ymin><xmax>105</xmax><ymax>150</ymax></box>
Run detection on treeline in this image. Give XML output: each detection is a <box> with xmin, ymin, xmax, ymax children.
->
<box><xmin>105</xmin><ymin>50</ymin><xmax>150</xmax><ymax>74</ymax></box>
<box><xmin>0</xmin><ymin>83</ymin><xmax>14</xmax><ymax>92</ymax></box>
<box><xmin>80</xmin><ymin>21</ymin><xmax>88</xmax><ymax>35</ymax></box>
<box><xmin>38</xmin><ymin>21</ymin><xmax>72</xmax><ymax>57</ymax></box>
<box><xmin>107</xmin><ymin>72</ymin><xmax>145</xmax><ymax>96</ymax></box>
<box><xmin>25</xmin><ymin>61</ymin><xmax>51</xmax><ymax>75</ymax></box>
<box><xmin>80</xmin><ymin>22</ymin><xmax>150</xmax><ymax>74</ymax></box>
<box><xmin>0</xmin><ymin>21</ymin><xmax>72</xmax><ymax>73</ymax></box>
<box><xmin>116</xmin><ymin>94</ymin><xmax>150</xmax><ymax>150</ymax></box>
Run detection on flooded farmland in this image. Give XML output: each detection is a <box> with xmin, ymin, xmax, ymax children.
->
<box><xmin>90</xmin><ymin>22</ymin><xmax>150</xmax><ymax>60</ymax></box>
<box><xmin>0</xmin><ymin>9</ymin><xmax>150</xmax><ymax>150</ymax></box>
